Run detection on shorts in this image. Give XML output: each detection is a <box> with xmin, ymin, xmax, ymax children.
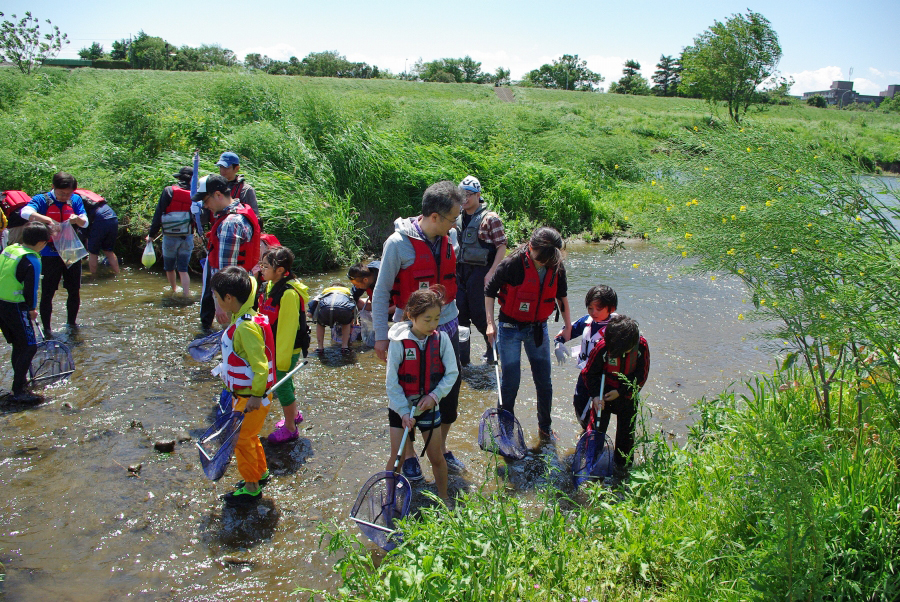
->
<box><xmin>388</xmin><ymin>406</ymin><xmax>442</xmax><ymax>438</ymax></box>
<box><xmin>162</xmin><ymin>234</ymin><xmax>194</xmax><ymax>273</ymax></box>
<box><xmin>86</xmin><ymin>217</ymin><xmax>119</xmax><ymax>254</ymax></box>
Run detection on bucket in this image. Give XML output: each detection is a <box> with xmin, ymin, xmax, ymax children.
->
<box><xmin>459</xmin><ymin>326</ymin><xmax>471</xmax><ymax>366</ymax></box>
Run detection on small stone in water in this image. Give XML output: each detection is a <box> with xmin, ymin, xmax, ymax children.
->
<box><xmin>176</xmin><ymin>431</ymin><xmax>192</xmax><ymax>443</ymax></box>
<box><xmin>61</xmin><ymin>401</ymin><xmax>73</xmax><ymax>409</ymax></box>
<box><xmin>222</xmin><ymin>556</ymin><xmax>253</xmax><ymax>565</ymax></box>
<box><xmin>130</xmin><ymin>420</ymin><xmax>143</xmax><ymax>429</ymax></box>
<box><xmin>154</xmin><ymin>440</ymin><xmax>176</xmax><ymax>453</ymax></box>
<box><xmin>128</xmin><ymin>463</ymin><xmax>142</xmax><ymax>475</ymax></box>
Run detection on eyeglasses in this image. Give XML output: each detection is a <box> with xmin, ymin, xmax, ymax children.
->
<box><xmin>437</xmin><ymin>212</ymin><xmax>457</xmax><ymax>224</ymax></box>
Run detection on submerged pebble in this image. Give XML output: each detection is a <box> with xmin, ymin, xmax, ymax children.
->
<box><xmin>154</xmin><ymin>440</ymin><xmax>176</xmax><ymax>453</ymax></box>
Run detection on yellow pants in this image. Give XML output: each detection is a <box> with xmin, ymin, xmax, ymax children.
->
<box><xmin>231</xmin><ymin>393</ymin><xmax>273</xmax><ymax>484</ymax></box>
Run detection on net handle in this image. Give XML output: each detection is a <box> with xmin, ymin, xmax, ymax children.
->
<box><xmin>493</xmin><ymin>339</ymin><xmax>503</xmax><ymax>411</ymax></box>
<box><xmin>31</xmin><ymin>318</ymin><xmax>49</xmax><ymax>343</ymax></box>
<box><xmin>391</xmin><ymin>405</ymin><xmax>423</xmax><ymax>474</ymax></box>
<box><xmin>581</xmin><ymin>373</ymin><xmax>605</xmax><ymax>423</ymax></box>
<box><xmin>264</xmin><ymin>359</ymin><xmax>309</xmax><ymax>396</ymax></box>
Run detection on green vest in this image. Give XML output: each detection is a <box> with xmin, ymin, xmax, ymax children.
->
<box><xmin>0</xmin><ymin>244</ymin><xmax>40</xmax><ymax>303</ymax></box>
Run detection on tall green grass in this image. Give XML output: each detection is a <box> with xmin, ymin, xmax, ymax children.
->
<box><xmin>1</xmin><ymin>67</ymin><xmax>898</xmax><ymax>271</ymax></box>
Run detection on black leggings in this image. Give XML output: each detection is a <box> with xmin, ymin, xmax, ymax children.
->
<box><xmin>0</xmin><ymin>301</ymin><xmax>37</xmax><ymax>394</ymax></box>
<box><xmin>40</xmin><ymin>256</ymin><xmax>81</xmax><ymax>333</ymax></box>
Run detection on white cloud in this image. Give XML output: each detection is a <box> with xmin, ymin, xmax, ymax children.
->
<box><xmin>869</xmin><ymin>67</ymin><xmax>884</xmax><ymax>78</ymax></box>
<box><xmin>852</xmin><ymin>78</ymin><xmax>881</xmax><ymax>95</ymax></box>
<box><xmin>785</xmin><ymin>66</ymin><xmax>844</xmax><ymax>95</ymax></box>
<box><xmin>889</xmin><ymin>70</ymin><xmax>900</xmax><ymax>78</ymax></box>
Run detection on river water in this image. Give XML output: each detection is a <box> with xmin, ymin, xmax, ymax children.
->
<box><xmin>0</xmin><ymin>240</ymin><xmax>774</xmax><ymax>600</ymax></box>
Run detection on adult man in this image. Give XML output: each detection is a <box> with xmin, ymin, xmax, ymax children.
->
<box><xmin>194</xmin><ymin>175</ymin><xmax>261</xmax><ymax>330</ymax></box>
<box><xmin>147</xmin><ymin>167</ymin><xmax>195</xmax><ymax>297</ymax></box>
<box><xmin>372</xmin><ymin>181</ymin><xmax>466</xmax><ymax>476</ymax></box>
<box><xmin>455</xmin><ymin>175</ymin><xmax>507</xmax><ymax>365</ymax></box>
<box><xmin>216</xmin><ymin>152</ymin><xmax>259</xmax><ymax>216</ymax></box>
<box><xmin>20</xmin><ymin>172</ymin><xmax>88</xmax><ymax>336</ymax></box>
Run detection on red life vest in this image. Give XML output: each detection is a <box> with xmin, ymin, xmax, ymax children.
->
<box><xmin>498</xmin><ymin>251</ymin><xmax>558</xmax><ymax>323</ymax></box>
<box><xmin>257</xmin><ymin>279</ymin><xmax>307</xmax><ymax>349</ymax></box>
<box><xmin>45</xmin><ymin>198</ymin><xmax>75</xmax><ymax>224</ymax></box>
<box><xmin>167</xmin><ymin>186</ymin><xmax>193</xmax><ymax>214</ymax></box>
<box><xmin>1</xmin><ymin>191</ymin><xmax>31</xmax><ymax>217</ymax></box>
<box><xmin>216</xmin><ymin>313</ymin><xmax>276</xmax><ymax>393</ymax></box>
<box><xmin>206</xmin><ymin>203</ymin><xmax>261</xmax><ymax>270</ymax></box>
<box><xmin>582</xmin><ymin>340</ymin><xmax>643</xmax><ymax>392</ymax></box>
<box><xmin>391</xmin><ymin>236</ymin><xmax>457</xmax><ymax>309</ymax></box>
<box><xmin>396</xmin><ymin>334</ymin><xmax>445</xmax><ymax>399</ymax></box>
<box><xmin>74</xmin><ymin>189</ymin><xmax>106</xmax><ymax>209</ymax></box>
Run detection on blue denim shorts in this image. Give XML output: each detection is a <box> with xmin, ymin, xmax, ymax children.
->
<box><xmin>162</xmin><ymin>234</ymin><xmax>194</xmax><ymax>273</ymax></box>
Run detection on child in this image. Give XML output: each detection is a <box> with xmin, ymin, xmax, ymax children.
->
<box><xmin>484</xmin><ymin>226</ymin><xmax>572</xmax><ymax>440</ymax></box>
<box><xmin>555</xmin><ymin>285</ymin><xmax>619</xmax><ymax>367</ymax></box>
<box><xmin>307</xmin><ymin>283</ymin><xmax>357</xmax><ymax>354</ymax></box>
<box><xmin>386</xmin><ymin>286</ymin><xmax>458</xmax><ymax>502</ymax></box>
<box><xmin>257</xmin><ymin>246</ymin><xmax>311</xmax><ymax>444</ymax></box>
<box><xmin>77</xmin><ymin>189</ymin><xmax>120</xmax><ymax>277</ymax></box>
<box><xmin>210</xmin><ymin>266</ymin><xmax>277</xmax><ymax>507</ymax></box>
<box><xmin>0</xmin><ymin>223</ymin><xmax>51</xmax><ymax>403</ymax></box>
<box><xmin>579</xmin><ymin>314</ymin><xmax>650</xmax><ymax>472</ymax></box>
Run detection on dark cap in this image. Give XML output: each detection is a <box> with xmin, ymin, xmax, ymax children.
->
<box><xmin>191</xmin><ymin>174</ymin><xmax>229</xmax><ymax>202</ymax></box>
<box><xmin>173</xmin><ymin>166</ymin><xmax>193</xmax><ymax>183</ymax></box>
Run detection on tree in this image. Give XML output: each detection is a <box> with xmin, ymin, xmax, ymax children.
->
<box><xmin>415</xmin><ymin>57</ymin><xmax>490</xmax><ymax>83</ymax></box>
<box><xmin>523</xmin><ymin>54</ymin><xmax>602</xmax><ymax>91</ymax></box>
<box><xmin>110</xmin><ymin>38</ymin><xmax>130</xmax><ymax>60</ymax></box>
<box><xmin>806</xmin><ymin>94</ymin><xmax>827</xmax><ymax>108</ymax></box>
<box><xmin>652</xmin><ymin>54</ymin><xmax>681</xmax><ymax>96</ymax></box>
<box><xmin>681</xmin><ymin>10</ymin><xmax>782</xmax><ymax>123</ymax></box>
<box><xmin>127</xmin><ymin>31</ymin><xmax>172</xmax><ymax>70</ymax></box>
<box><xmin>173</xmin><ymin>46</ymin><xmax>203</xmax><ymax>71</ymax></box>
<box><xmin>244</xmin><ymin>53</ymin><xmax>272</xmax><ymax>71</ymax></box>
<box><xmin>0</xmin><ymin>11</ymin><xmax>69</xmax><ymax>74</ymax></box>
<box><xmin>611</xmin><ymin>59</ymin><xmax>650</xmax><ymax>95</ymax></box>
<box><xmin>196</xmin><ymin>44</ymin><xmax>236</xmax><ymax>68</ymax></box>
<box><xmin>78</xmin><ymin>42</ymin><xmax>104</xmax><ymax>60</ymax></box>
<box><xmin>494</xmin><ymin>67</ymin><xmax>511</xmax><ymax>86</ymax></box>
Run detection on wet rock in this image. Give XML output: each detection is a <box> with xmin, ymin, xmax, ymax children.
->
<box><xmin>221</xmin><ymin>556</ymin><xmax>253</xmax><ymax>565</ymax></box>
<box><xmin>61</xmin><ymin>401</ymin><xmax>73</xmax><ymax>409</ymax></box>
<box><xmin>130</xmin><ymin>420</ymin><xmax>143</xmax><ymax>429</ymax></box>
<box><xmin>128</xmin><ymin>463</ymin><xmax>142</xmax><ymax>476</ymax></box>
<box><xmin>154</xmin><ymin>439</ymin><xmax>176</xmax><ymax>453</ymax></box>
<box><xmin>176</xmin><ymin>430</ymin><xmax>192</xmax><ymax>443</ymax></box>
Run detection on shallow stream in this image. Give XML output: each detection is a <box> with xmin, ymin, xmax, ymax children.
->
<box><xmin>0</xmin><ymin>240</ymin><xmax>773</xmax><ymax>600</ymax></box>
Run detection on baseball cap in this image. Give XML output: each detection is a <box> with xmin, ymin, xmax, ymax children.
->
<box><xmin>215</xmin><ymin>152</ymin><xmax>240</xmax><ymax>168</ymax></box>
<box><xmin>460</xmin><ymin>175</ymin><xmax>481</xmax><ymax>193</ymax></box>
<box><xmin>191</xmin><ymin>174</ymin><xmax>229</xmax><ymax>202</ymax></box>
<box><xmin>173</xmin><ymin>166</ymin><xmax>193</xmax><ymax>182</ymax></box>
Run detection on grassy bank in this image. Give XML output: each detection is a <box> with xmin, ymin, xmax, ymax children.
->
<box><xmin>1</xmin><ymin>68</ymin><xmax>898</xmax><ymax>270</ymax></box>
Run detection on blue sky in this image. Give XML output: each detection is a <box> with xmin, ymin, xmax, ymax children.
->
<box><xmin>7</xmin><ymin>0</ymin><xmax>899</xmax><ymax>95</ymax></box>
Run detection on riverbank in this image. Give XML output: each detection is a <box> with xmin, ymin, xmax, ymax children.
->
<box><xmin>2</xmin><ymin>68</ymin><xmax>899</xmax><ymax>270</ymax></box>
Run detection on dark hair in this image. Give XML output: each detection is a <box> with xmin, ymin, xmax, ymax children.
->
<box><xmin>347</xmin><ymin>262</ymin><xmax>374</xmax><ymax>280</ymax></box>
<box><xmin>52</xmin><ymin>172</ymin><xmax>77</xmax><ymax>190</ymax></box>
<box><xmin>422</xmin><ymin>180</ymin><xmax>463</xmax><ymax>218</ymax></box>
<box><xmin>604</xmin><ymin>315</ymin><xmax>640</xmax><ymax>358</ymax></box>
<box><xmin>509</xmin><ymin>226</ymin><xmax>564</xmax><ymax>271</ymax></box>
<box><xmin>403</xmin><ymin>285</ymin><xmax>445</xmax><ymax>321</ymax></box>
<box><xmin>210</xmin><ymin>266</ymin><xmax>253</xmax><ymax>305</ymax></box>
<box><xmin>261</xmin><ymin>245</ymin><xmax>294</xmax><ymax>276</ymax></box>
<box><xmin>585</xmin><ymin>285</ymin><xmax>617</xmax><ymax>310</ymax></box>
<box><xmin>23</xmin><ymin>222</ymin><xmax>51</xmax><ymax>245</ymax></box>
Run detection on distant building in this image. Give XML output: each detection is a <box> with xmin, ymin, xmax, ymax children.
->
<box><xmin>802</xmin><ymin>81</ymin><xmax>898</xmax><ymax>107</ymax></box>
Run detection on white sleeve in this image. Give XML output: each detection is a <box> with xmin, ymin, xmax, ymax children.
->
<box><xmin>385</xmin><ymin>341</ymin><xmax>414</xmax><ymax>417</ymax></box>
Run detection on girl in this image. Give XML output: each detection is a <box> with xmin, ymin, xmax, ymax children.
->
<box><xmin>484</xmin><ymin>226</ymin><xmax>572</xmax><ymax>440</ymax></box>
<box><xmin>385</xmin><ymin>286</ymin><xmax>458</xmax><ymax>502</ymax></box>
<box><xmin>257</xmin><ymin>246</ymin><xmax>311</xmax><ymax>444</ymax></box>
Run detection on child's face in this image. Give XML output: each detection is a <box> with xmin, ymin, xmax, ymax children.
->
<box><xmin>259</xmin><ymin>261</ymin><xmax>285</xmax><ymax>283</ymax></box>
<box><xmin>587</xmin><ymin>301</ymin><xmax>612</xmax><ymax>322</ymax></box>
<box><xmin>410</xmin><ymin>305</ymin><xmax>441</xmax><ymax>338</ymax></box>
<box><xmin>213</xmin><ymin>290</ymin><xmax>241</xmax><ymax>314</ymax></box>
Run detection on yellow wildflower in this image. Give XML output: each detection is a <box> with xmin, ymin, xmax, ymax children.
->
<box><xmin>738</xmin><ymin>313</ymin><xmax>744</xmax><ymax>320</ymax></box>
<box><xmin>760</xmin><ymin>299</ymin><xmax>766</xmax><ymax>305</ymax></box>
<box><xmin>777</xmin><ymin>186</ymin><xmax>783</xmax><ymax>192</ymax></box>
<box><xmin>651</xmin><ymin>180</ymin><xmax>656</xmax><ymax>186</ymax></box>
<box><xmin>739</xmin><ymin>128</ymin><xmax>744</xmax><ymax>132</ymax></box>
<box><xmin>614</xmin><ymin>164</ymin><xmax>619</xmax><ymax>169</ymax></box>
<box><xmin>737</xmin><ymin>268</ymin><xmax>745</xmax><ymax>274</ymax></box>
<box><xmin>632</xmin><ymin>263</ymin><xmax>640</xmax><ymax>269</ymax></box>
<box><xmin>732</xmin><ymin>215</ymin><xmax>737</xmax><ymax>221</ymax></box>
<box><xmin>693</xmin><ymin>126</ymin><xmax>698</xmax><ymax>131</ymax></box>
<box><xmin>722</xmin><ymin>218</ymin><xmax>728</xmax><ymax>224</ymax></box>
<box><xmin>711</xmin><ymin>276</ymin><xmax>716</xmax><ymax>281</ymax></box>
<box><xmin>685</xmin><ymin>233</ymin><xmax>692</xmax><ymax>239</ymax></box>
<box><xmin>682</xmin><ymin>251</ymin><xmax>687</xmax><ymax>257</ymax></box>
<box><xmin>727</xmin><ymin>248</ymin><xmax>735</xmax><ymax>255</ymax></box>
<box><xmin>704</xmin><ymin>167</ymin><xmax>710</xmax><ymax>171</ymax></box>
<box><xmin>806</xmin><ymin>223</ymin><xmax>813</xmax><ymax>228</ymax></box>
<box><xmin>795</xmin><ymin>169</ymin><xmax>801</xmax><ymax>173</ymax></box>
<box><xmin>765</xmin><ymin>200</ymin><xmax>773</xmax><ymax>207</ymax></box>
<box><xmin>656</xmin><ymin>227</ymin><xmax>661</xmax><ymax>232</ymax></box>
<box><xmin>791</xmin><ymin>248</ymin><xmax>797</xmax><ymax>254</ymax></box>
<box><xmin>668</xmin><ymin>274</ymin><xmax>673</xmax><ymax>279</ymax></box>
<box><xmin>747</xmin><ymin>147</ymin><xmax>752</xmax><ymax>153</ymax></box>
<box><xmin>666</xmin><ymin>206</ymin><xmax>673</xmax><ymax>211</ymax></box>
<box><xmin>740</xmin><ymin>205</ymin><xmax>747</xmax><ymax>212</ymax></box>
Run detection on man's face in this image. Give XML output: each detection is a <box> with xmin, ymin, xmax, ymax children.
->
<box><xmin>219</xmin><ymin>164</ymin><xmax>239</xmax><ymax>181</ymax></box>
<box><xmin>53</xmin><ymin>187</ymin><xmax>75</xmax><ymax>203</ymax></box>
<box><xmin>461</xmin><ymin>190</ymin><xmax>480</xmax><ymax>212</ymax></box>
<box><xmin>203</xmin><ymin>190</ymin><xmax>229</xmax><ymax>213</ymax></box>
<box><xmin>432</xmin><ymin>202</ymin><xmax>461</xmax><ymax>237</ymax></box>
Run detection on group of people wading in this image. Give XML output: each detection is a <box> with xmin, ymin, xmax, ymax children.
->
<box><xmin>0</xmin><ymin>156</ymin><xmax>649</xmax><ymax>508</ymax></box>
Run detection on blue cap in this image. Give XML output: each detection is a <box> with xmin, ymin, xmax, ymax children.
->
<box><xmin>215</xmin><ymin>152</ymin><xmax>240</xmax><ymax>168</ymax></box>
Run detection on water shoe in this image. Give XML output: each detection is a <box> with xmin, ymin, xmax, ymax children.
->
<box><xmin>234</xmin><ymin>469</ymin><xmax>270</xmax><ymax>490</ymax></box>
<box><xmin>401</xmin><ymin>457</ymin><xmax>424</xmax><ymax>482</ymax></box>
<box><xmin>443</xmin><ymin>451</ymin><xmax>466</xmax><ymax>473</ymax></box>
<box><xmin>267</xmin><ymin>424</ymin><xmax>299</xmax><ymax>444</ymax></box>
<box><xmin>224</xmin><ymin>485</ymin><xmax>262</xmax><ymax>507</ymax></box>
<box><xmin>275</xmin><ymin>412</ymin><xmax>303</xmax><ymax>429</ymax></box>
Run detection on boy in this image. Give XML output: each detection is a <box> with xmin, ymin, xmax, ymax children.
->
<box><xmin>555</xmin><ymin>285</ymin><xmax>618</xmax><ymax>367</ymax></box>
<box><xmin>307</xmin><ymin>283</ymin><xmax>357</xmax><ymax>354</ymax></box>
<box><xmin>348</xmin><ymin>260</ymin><xmax>392</xmax><ymax>347</ymax></box>
<box><xmin>0</xmin><ymin>223</ymin><xmax>51</xmax><ymax>403</ymax></box>
<box><xmin>210</xmin><ymin>266</ymin><xmax>276</xmax><ymax>506</ymax></box>
<box><xmin>579</xmin><ymin>315</ymin><xmax>650</xmax><ymax>472</ymax></box>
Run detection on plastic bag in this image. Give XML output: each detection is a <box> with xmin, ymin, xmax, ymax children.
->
<box><xmin>51</xmin><ymin>221</ymin><xmax>89</xmax><ymax>267</ymax></box>
<box><xmin>142</xmin><ymin>240</ymin><xmax>157</xmax><ymax>268</ymax></box>
<box><xmin>359</xmin><ymin>309</ymin><xmax>375</xmax><ymax>347</ymax></box>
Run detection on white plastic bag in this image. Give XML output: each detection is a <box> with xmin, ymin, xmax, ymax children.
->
<box><xmin>142</xmin><ymin>240</ymin><xmax>157</xmax><ymax>268</ymax></box>
<box><xmin>51</xmin><ymin>221</ymin><xmax>89</xmax><ymax>267</ymax></box>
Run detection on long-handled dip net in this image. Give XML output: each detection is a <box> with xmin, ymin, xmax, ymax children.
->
<box><xmin>572</xmin><ymin>408</ymin><xmax>615</xmax><ymax>488</ymax></box>
<box><xmin>29</xmin><ymin>321</ymin><xmax>75</xmax><ymax>387</ymax></box>
<box><xmin>478</xmin><ymin>341</ymin><xmax>527</xmax><ymax>460</ymax></box>
<box><xmin>187</xmin><ymin>330</ymin><xmax>223</xmax><ymax>363</ymax></box>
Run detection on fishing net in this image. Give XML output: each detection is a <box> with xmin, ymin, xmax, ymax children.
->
<box><xmin>478</xmin><ymin>406</ymin><xmax>527</xmax><ymax>460</ymax></box>
<box><xmin>187</xmin><ymin>330</ymin><xmax>223</xmax><ymax>362</ymax></box>
<box><xmin>197</xmin><ymin>410</ymin><xmax>244</xmax><ymax>481</ymax></box>
<box><xmin>572</xmin><ymin>430</ymin><xmax>615</xmax><ymax>488</ymax></box>
<box><xmin>29</xmin><ymin>338</ymin><xmax>75</xmax><ymax>387</ymax></box>
<box><xmin>350</xmin><ymin>471</ymin><xmax>412</xmax><ymax>551</ymax></box>
<box><xmin>215</xmin><ymin>388</ymin><xmax>231</xmax><ymax>417</ymax></box>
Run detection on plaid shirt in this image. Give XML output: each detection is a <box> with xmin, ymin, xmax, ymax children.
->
<box><xmin>465</xmin><ymin>205</ymin><xmax>507</xmax><ymax>247</ymax></box>
<box><xmin>215</xmin><ymin>202</ymin><xmax>254</xmax><ymax>268</ymax></box>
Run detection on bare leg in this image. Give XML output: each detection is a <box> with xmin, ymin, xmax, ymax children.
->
<box><xmin>88</xmin><ymin>254</ymin><xmax>99</xmax><ymax>277</ymax></box>
<box><xmin>103</xmin><ymin>250</ymin><xmax>120</xmax><ymax>274</ymax></box>
<box><xmin>178</xmin><ymin>271</ymin><xmax>191</xmax><ymax>297</ymax></box>
<box><xmin>387</xmin><ymin>427</ymin><xmax>406</xmax><ymax>472</ymax></box>
<box><xmin>403</xmin><ymin>437</ymin><xmax>416</xmax><ymax>462</ymax></box>
<box><xmin>440</xmin><ymin>422</ymin><xmax>452</xmax><ymax>455</ymax></box>
<box><xmin>165</xmin><ymin>270</ymin><xmax>177</xmax><ymax>294</ymax></box>
<box><xmin>422</xmin><ymin>427</ymin><xmax>449</xmax><ymax>500</ymax></box>
<box><xmin>341</xmin><ymin>321</ymin><xmax>352</xmax><ymax>349</ymax></box>
<box><xmin>316</xmin><ymin>324</ymin><xmax>325</xmax><ymax>351</ymax></box>
<box><xmin>282</xmin><ymin>402</ymin><xmax>299</xmax><ymax>434</ymax></box>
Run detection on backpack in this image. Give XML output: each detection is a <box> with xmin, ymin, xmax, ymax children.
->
<box><xmin>1</xmin><ymin>190</ymin><xmax>31</xmax><ymax>228</ymax></box>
